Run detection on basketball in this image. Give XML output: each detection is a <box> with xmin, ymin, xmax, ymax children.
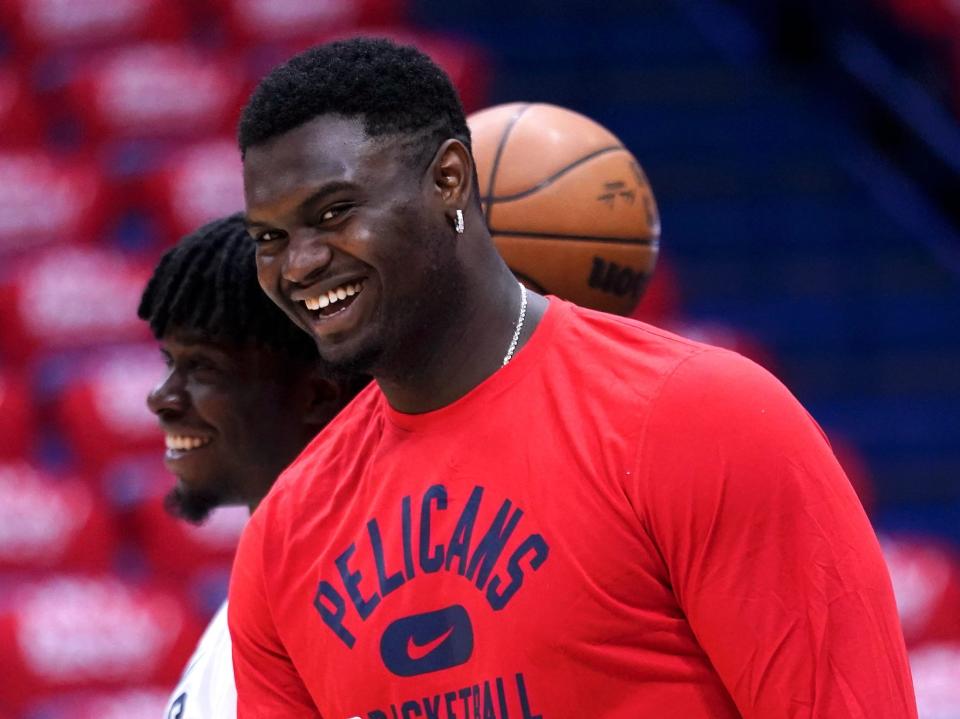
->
<box><xmin>468</xmin><ymin>103</ymin><xmax>661</xmax><ymax>316</ymax></box>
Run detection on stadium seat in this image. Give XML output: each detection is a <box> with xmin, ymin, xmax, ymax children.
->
<box><xmin>825</xmin><ymin>433</ymin><xmax>877</xmax><ymax>516</ymax></box>
<box><xmin>0</xmin><ymin>463</ymin><xmax>117</xmax><ymax>574</ymax></box>
<box><xmin>0</xmin><ymin>68</ymin><xmax>44</xmax><ymax>147</ymax></box>
<box><xmin>1</xmin><ymin>0</ymin><xmax>189</xmax><ymax>56</ymax></box>
<box><xmin>882</xmin><ymin>534</ymin><xmax>960</xmax><ymax>648</ymax></box>
<box><xmin>128</xmin><ymin>470</ymin><xmax>248</xmax><ymax>580</ymax></box>
<box><xmin>292</xmin><ymin>28</ymin><xmax>491</xmax><ymax>113</ymax></box>
<box><xmin>666</xmin><ymin>318</ymin><xmax>780</xmax><ymax>374</ymax></box>
<box><xmin>631</xmin><ymin>256</ymin><xmax>682</xmax><ymax>327</ymax></box>
<box><xmin>139</xmin><ymin>138</ymin><xmax>245</xmax><ymax>244</ymax></box>
<box><xmin>0</xmin><ymin>370</ymin><xmax>36</xmax><ymax>460</ymax></box>
<box><xmin>0</xmin><ymin>247</ymin><xmax>151</xmax><ymax>364</ymax></box>
<box><xmin>54</xmin><ymin>344</ymin><xmax>164</xmax><ymax>472</ymax></box>
<box><xmin>909</xmin><ymin>641</ymin><xmax>960</xmax><ymax>718</ymax></box>
<box><xmin>215</xmin><ymin>0</ymin><xmax>406</xmax><ymax>48</ymax></box>
<box><xmin>883</xmin><ymin>0</ymin><xmax>959</xmax><ymax>41</ymax></box>
<box><xmin>0</xmin><ymin>153</ymin><xmax>111</xmax><ymax>257</ymax></box>
<box><xmin>0</xmin><ymin>575</ymin><xmax>203</xmax><ymax>712</ymax></box>
<box><xmin>22</xmin><ymin>688</ymin><xmax>170</xmax><ymax>719</ymax></box>
<box><xmin>64</xmin><ymin>44</ymin><xmax>245</xmax><ymax>142</ymax></box>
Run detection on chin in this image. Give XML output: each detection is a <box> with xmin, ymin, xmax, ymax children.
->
<box><xmin>164</xmin><ymin>481</ymin><xmax>226</xmax><ymax>525</ymax></box>
<box><xmin>314</xmin><ymin>330</ymin><xmax>385</xmax><ymax>376</ymax></box>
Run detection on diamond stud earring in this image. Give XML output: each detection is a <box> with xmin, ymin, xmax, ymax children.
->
<box><xmin>454</xmin><ymin>209</ymin><xmax>465</xmax><ymax>234</ymax></box>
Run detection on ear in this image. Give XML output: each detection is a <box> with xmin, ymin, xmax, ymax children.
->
<box><xmin>431</xmin><ymin>139</ymin><xmax>473</xmax><ymax>213</ymax></box>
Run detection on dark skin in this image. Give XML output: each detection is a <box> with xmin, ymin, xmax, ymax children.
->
<box><xmin>244</xmin><ymin>115</ymin><xmax>549</xmax><ymax>414</ymax></box>
<box><xmin>146</xmin><ymin>329</ymin><xmax>343</xmax><ymax>522</ymax></box>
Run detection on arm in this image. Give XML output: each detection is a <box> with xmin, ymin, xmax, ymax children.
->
<box><xmin>637</xmin><ymin>349</ymin><xmax>916</xmax><ymax>719</ymax></box>
<box><xmin>228</xmin><ymin>512</ymin><xmax>321</xmax><ymax>718</ymax></box>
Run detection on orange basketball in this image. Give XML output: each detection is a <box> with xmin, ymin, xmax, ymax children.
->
<box><xmin>468</xmin><ymin>102</ymin><xmax>660</xmax><ymax>316</ymax></box>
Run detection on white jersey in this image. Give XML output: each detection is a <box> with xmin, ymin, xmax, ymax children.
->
<box><xmin>164</xmin><ymin>601</ymin><xmax>236</xmax><ymax>719</ymax></box>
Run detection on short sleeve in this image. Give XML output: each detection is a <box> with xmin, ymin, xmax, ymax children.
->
<box><xmin>228</xmin><ymin>510</ymin><xmax>321</xmax><ymax>718</ymax></box>
<box><xmin>636</xmin><ymin>349</ymin><xmax>917</xmax><ymax>718</ymax></box>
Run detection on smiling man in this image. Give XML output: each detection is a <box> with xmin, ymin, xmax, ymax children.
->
<box><xmin>229</xmin><ymin>38</ymin><xmax>917</xmax><ymax>718</ymax></box>
<box><xmin>138</xmin><ymin>213</ymin><xmax>365</xmax><ymax>718</ymax></box>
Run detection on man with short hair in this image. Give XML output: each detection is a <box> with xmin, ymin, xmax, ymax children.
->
<box><xmin>230</xmin><ymin>37</ymin><xmax>917</xmax><ymax>718</ymax></box>
<box><xmin>139</xmin><ymin>214</ymin><xmax>365</xmax><ymax>718</ymax></box>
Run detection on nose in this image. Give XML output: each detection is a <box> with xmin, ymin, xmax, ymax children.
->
<box><xmin>146</xmin><ymin>368</ymin><xmax>187</xmax><ymax>419</ymax></box>
<box><xmin>282</xmin><ymin>230</ymin><xmax>334</xmax><ymax>287</ymax></box>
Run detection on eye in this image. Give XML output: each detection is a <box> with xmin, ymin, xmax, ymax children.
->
<box><xmin>318</xmin><ymin>203</ymin><xmax>353</xmax><ymax>224</ymax></box>
<box><xmin>186</xmin><ymin>357</ymin><xmax>223</xmax><ymax>380</ymax></box>
<box><xmin>251</xmin><ymin>229</ymin><xmax>285</xmax><ymax>244</ymax></box>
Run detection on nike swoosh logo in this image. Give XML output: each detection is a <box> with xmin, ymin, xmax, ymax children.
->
<box><xmin>406</xmin><ymin>626</ymin><xmax>454</xmax><ymax>661</ymax></box>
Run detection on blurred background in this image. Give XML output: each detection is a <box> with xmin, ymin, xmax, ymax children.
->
<box><xmin>0</xmin><ymin>0</ymin><xmax>957</xmax><ymax>716</ymax></box>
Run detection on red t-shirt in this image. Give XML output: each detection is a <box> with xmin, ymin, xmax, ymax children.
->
<box><xmin>229</xmin><ymin>299</ymin><xmax>916</xmax><ymax>718</ymax></box>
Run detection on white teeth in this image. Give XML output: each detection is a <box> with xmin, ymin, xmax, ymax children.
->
<box><xmin>165</xmin><ymin>434</ymin><xmax>211</xmax><ymax>451</ymax></box>
<box><xmin>302</xmin><ymin>282</ymin><xmax>364</xmax><ymax>312</ymax></box>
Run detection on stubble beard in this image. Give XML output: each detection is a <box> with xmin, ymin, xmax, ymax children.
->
<box><xmin>316</xmin><ymin>242</ymin><xmax>470</xmax><ymax>383</ymax></box>
<box><xmin>164</xmin><ymin>482</ymin><xmax>225</xmax><ymax>525</ymax></box>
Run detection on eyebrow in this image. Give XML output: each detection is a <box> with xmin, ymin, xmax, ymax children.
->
<box><xmin>163</xmin><ymin>340</ymin><xmax>239</xmax><ymax>367</ymax></box>
<box><xmin>244</xmin><ymin>180</ymin><xmax>359</xmax><ymax>228</ymax></box>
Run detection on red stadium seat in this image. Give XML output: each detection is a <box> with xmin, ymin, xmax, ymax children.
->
<box><xmin>0</xmin><ymin>369</ymin><xmax>36</xmax><ymax>460</ymax></box>
<box><xmin>0</xmin><ymin>247</ymin><xmax>151</xmax><ymax>364</ymax></box>
<box><xmin>0</xmin><ymin>463</ymin><xmax>116</xmax><ymax>573</ymax></box>
<box><xmin>0</xmin><ymin>0</ymin><xmax>188</xmax><ymax>55</ymax></box>
<box><xmin>0</xmin><ymin>67</ymin><xmax>44</xmax><ymax>147</ymax></box>
<box><xmin>0</xmin><ymin>152</ymin><xmax>110</xmax><ymax>257</ymax></box>
<box><xmin>666</xmin><ymin>318</ymin><xmax>780</xmax><ymax>374</ymax></box>
<box><xmin>54</xmin><ymin>345</ymin><xmax>164</xmax><ymax>472</ymax></box>
<box><xmin>882</xmin><ymin>534</ymin><xmax>960</xmax><ymax>648</ymax></box>
<box><xmin>216</xmin><ymin>0</ymin><xmax>406</xmax><ymax>47</ymax></box>
<box><xmin>24</xmin><ymin>688</ymin><xmax>170</xmax><ymax>719</ymax></box>
<box><xmin>0</xmin><ymin>575</ymin><xmax>203</xmax><ymax>712</ymax></box>
<box><xmin>309</xmin><ymin>28</ymin><xmax>491</xmax><ymax>113</ymax></box>
<box><xmin>140</xmin><ymin>138</ymin><xmax>245</xmax><ymax>244</ymax></box>
<box><xmin>909</xmin><ymin>641</ymin><xmax>960</xmax><ymax>718</ymax></box>
<box><xmin>631</xmin><ymin>257</ymin><xmax>682</xmax><ymax>326</ymax></box>
<box><xmin>883</xmin><ymin>0</ymin><xmax>959</xmax><ymax>41</ymax></box>
<box><xmin>64</xmin><ymin>44</ymin><xmax>246</xmax><ymax>142</ymax></box>
<box><xmin>131</xmin><ymin>494</ymin><xmax>248</xmax><ymax>579</ymax></box>
<box><xmin>239</xmin><ymin>28</ymin><xmax>490</xmax><ymax>116</ymax></box>
<box><xmin>828</xmin><ymin>434</ymin><xmax>876</xmax><ymax>517</ymax></box>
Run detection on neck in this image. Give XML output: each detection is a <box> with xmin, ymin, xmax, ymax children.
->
<box><xmin>376</xmin><ymin>263</ymin><xmax>548</xmax><ymax>414</ymax></box>
<box><xmin>245</xmin><ymin>473</ymin><xmax>275</xmax><ymax>515</ymax></box>
<box><xmin>244</xmin><ymin>429</ymin><xmax>319</xmax><ymax>514</ymax></box>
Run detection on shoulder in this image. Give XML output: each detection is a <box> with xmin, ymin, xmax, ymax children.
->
<box><xmin>635</xmin><ymin>343</ymin><xmax>842</xmax><ymax>520</ymax></box>
<box><xmin>644</xmin><ymin>343</ymin><xmax>813</xmax><ymax>440</ymax></box>
<box><xmin>555</xmin><ymin>300</ymin><xmax>715</xmax><ymax>377</ymax></box>
<box><xmin>559</xmin><ymin>299</ymin><xmax>707</xmax><ymax>355</ymax></box>
<box><xmin>545</xmin><ymin>299</ymin><xmax>736</xmax><ymax>411</ymax></box>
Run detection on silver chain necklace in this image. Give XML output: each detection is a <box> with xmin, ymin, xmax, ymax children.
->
<box><xmin>502</xmin><ymin>281</ymin><xmax>528</xmax><ymax>366</ymax></box>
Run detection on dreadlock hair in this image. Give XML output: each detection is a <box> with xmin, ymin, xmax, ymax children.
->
<box><xmin>138</xmin><ymin>213</ymin><xmax>318</xmax><ymax>363</ymax></box>
<box><xmin>238</xmin><ymin>36</ymin><xmax>472</xmax><ymax>170</ymax></box>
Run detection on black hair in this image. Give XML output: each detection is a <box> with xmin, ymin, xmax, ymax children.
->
<box><xmin>138</xmin><ymin>213</ymin><xmax>318</xmax><ymax>362</ymax></box>
<box><xmin>238</xmin><ymin>36</ymin><xmax>471</xmax><ymax>166</ymax></box>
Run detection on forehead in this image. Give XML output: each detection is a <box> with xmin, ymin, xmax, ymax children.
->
<box><xmin>243</xmin><ymin>114</ymin><xmax>401</xmax><ymax>216</ymax></box>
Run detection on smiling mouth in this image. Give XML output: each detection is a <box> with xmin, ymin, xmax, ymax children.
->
<box><xmin>165</xmin><ymin>434</ymin><xmax>213</xmax><ymax>452</ymax></box>
<box><xmin>300</xmin><ymin>279</ymin><xmax>365</xmax><ymax>319</ymax></box>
